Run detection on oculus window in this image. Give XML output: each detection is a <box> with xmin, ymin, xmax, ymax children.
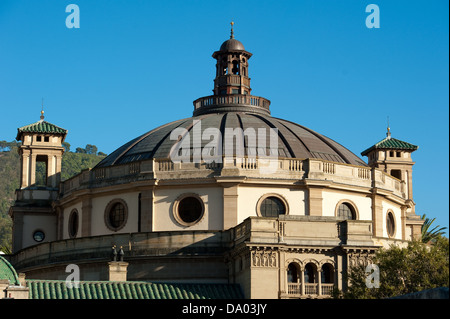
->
<box><xmin>68</xmin><ymin>209</ymin><xmax>79</xmax><ymax>238</ymax></box>
<box><xmin>174</xmin><ymin>195</ymin><xmax>205</xmax><ymax>226</ymax></box>
<box><xmin>33</xmin><ymin>230</ymin><xmax>45</xmax><ymax>242</ymax></box>
<box><xmin>104</xmin><ymin>199</ymin><xmax>128</xmax><ymax>231</ymax></box>
<box><xmin>386</xmin><ymin>211</ymin><xmax>396</xmax><ymax>237</ymax></box>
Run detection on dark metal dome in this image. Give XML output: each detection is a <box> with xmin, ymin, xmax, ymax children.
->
<box><xmin>219</xmin><ymin>38</ymin><xmax>245</xmax><ymax>51</ymax></box>
<box><xmin>96</xmin><ymin>112</ymin><xmax>367</xmax><ymax>168</ymax></box>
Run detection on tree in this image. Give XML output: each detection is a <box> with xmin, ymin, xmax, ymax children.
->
<box><xmin>75</xmin><ymin>147</ymin><xmax>86</xmax><ymax>154</ymax></box>
<box><xmin>62</xmin><ymin>142</ymin><xmax>71</xmax><ymax>152</ymax></box>
<box><xmin>421</xmin><ymin>214</ymin><xmax>447</xmax><ymax>244</ymax></box>
<box><xmin>85</xmin><ymin>144</ymin><xmax>98</xmax><ymax>155</ymax></box>
<box><xmin>336</xmin><ymin>238</ymin><xmax>449</xmax><ymax>299</ymax></box>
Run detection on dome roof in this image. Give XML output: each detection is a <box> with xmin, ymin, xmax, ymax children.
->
<box><xmin>220</xmin><ymin>38</ymin><xmax>245</xmax><ymax>51</ymax></box>
<box><xmin>96</xmin><ymin>112</ymin><xmax>367</xmax><ymax>168</ymax></box>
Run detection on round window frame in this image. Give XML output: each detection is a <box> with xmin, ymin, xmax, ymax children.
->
<box><xmin>386</xmin><ymin>210</ymin><xmax>396</xmax><ymax>238</ymax></box>
<box><xmin>104</xmin><ymin>199</ymin><xmax>128</xmax><ymax>232</ymax></box>
<box><xmin>256</xmin><ymin>194</ymin><xmax>289</xmax><ymax>218</ymax></box>
<box><xmin>334</xmin><ymin>200</ymin><xmax>359</xmax><ymax>220</ymax></box>
<box><xmin>33</xmin><ymin>230</ymin><xmax>45</xmax><ymax>243</ymax></box>
<box><xmin>68</xmin><ymin>209</ymin><xmax>79</xmax><ymax>238</ymax></box>
<box><xmin>173</xmin><ymin>193</ymin><xmax>205</xmax><ymax>227</ymax></box>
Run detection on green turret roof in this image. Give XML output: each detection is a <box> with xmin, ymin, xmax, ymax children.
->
<box><xmin>0</xmin><ymin>255</ymin><xmax>20</xmax><ymax>286</ymax></box>
<box><xmin>16</xmin><ymin>120</ymin><xmax>67</xmax><ymax>141</ymax></box>
<box><xmin>361</xmin><ymin>135</ymin><xmax>418</xmax><ymax>156</ymax></box>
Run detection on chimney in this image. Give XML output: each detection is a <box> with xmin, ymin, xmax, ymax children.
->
<box><xmin>108</xmin><ymin>245</ymin><xmax>128</xmax><ymax>281</ymax></box>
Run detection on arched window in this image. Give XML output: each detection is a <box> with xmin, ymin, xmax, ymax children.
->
<box><xmin>321</xmin><ymin>263</ymin><xmax>334</xmax><ymax>283</ymax></box>
<box><xmin>287</xmin><ymin>263</ymin><xmax>299</xmax><ymax>283</ymax></box>
<box><xmin>232</xmin><ymin>60</ymin><xmax>239</xmax><ymax>75</ymax></box>
<box><xmin>304</xmin><ymin>263</ymin><xmax>316</xmax><ymax>283</ymax></box>
<box><xmin>337</xmin><ymin>202</ymin><xmax>356</xmax><ymax>220</ymax></box>
<box><xmin>386</xmin><ymin>211</ymin><xmax>396</xmax><ymax>237</ymax></box>
<box><xmin>260</xmin><ymin>196</ymin><xmax>286</xmax><ymax>217</ymax></box>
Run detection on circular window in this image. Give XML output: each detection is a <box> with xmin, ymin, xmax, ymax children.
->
<box><xmin>174</xmin><ymin>195</ymin><xmax>204</xmax><ymax>226</ymax></box>
<box><xmin>104</xmin><ymin>199</ymin><xmax>128</xmax><ymax>231</ymax></box>
<box><xmin>68</xmin><ymin>209</ymin><xmax>79</xmax><ymax>238</ymax></box>
<box><xmin>337</xmin><ymin>202</ymin><xmax>356</xmax><ymax>220</ymax></box>
<box><xmin>387</xmin><ymin>211</ymin><xmax>396</xmax><ymax>237</ymax></box>
<box><xmin>33</xmin><ymin>230</ymin><xmax>45</xmax><ymax>242</ymax></box>
<box><xmin>257</xmin><ymin>195</ymin><xmax>287</xmax><ymax>217</ymax></box>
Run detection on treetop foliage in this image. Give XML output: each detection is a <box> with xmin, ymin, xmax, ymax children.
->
<box><xmin>337</xmin><ymin>237</ymin><xmax>449</xmax><ymax>299</ymax></box>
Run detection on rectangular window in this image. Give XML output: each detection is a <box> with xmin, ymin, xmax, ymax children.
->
<box><xmin>36</xmin><ymin>136</ymin><xmax>42</xmax><ymax>142</ymax></box>
<box><xmin>44</xmin><ymin>136</ymin><xmax>49</xmax><ymax>142</ymax></box>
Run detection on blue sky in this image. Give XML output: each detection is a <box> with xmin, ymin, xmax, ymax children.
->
<box><xmin>0</xmin><ymin>0</ymin><xmax>448</xmax><ymax>234</ymax></box>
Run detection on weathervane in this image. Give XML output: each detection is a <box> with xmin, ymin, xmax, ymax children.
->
<box><xmin>230</xmin><ymin>21</ymin><xmax>234</xmax><ymax>39</ymax></box>
<box><xmin>386</xmin><ymin>116</ymin><xmax>391</xmax><ymax>139</ymax></box>
<box><xmin>40</xmin><ymin>98</ymin><xmax>45</xmax><ymax>121</ymax></box>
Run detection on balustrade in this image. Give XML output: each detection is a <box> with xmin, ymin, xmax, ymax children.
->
<box><xmin>304</xmin><ymin>283</ymin><xmax>318</xmax><ymax>295</ymax></box>
<box><xmin>287</xmin><ymin>283</ymin><xmax>301</xmax><ymax>295</ymax></box>
<box><xmin>60</xmin><ymin>156</ymin><xmax>406</xmax><ymax>202</ymax></box>
<box><xmin>193</xmin><ymin>94</ymin><xmax>271</xmax><ymax>111</ymax></box>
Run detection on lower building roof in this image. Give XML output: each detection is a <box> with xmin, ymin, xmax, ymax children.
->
<box><xmin>26</xmin><ymin>279</ymin><xmax>244</xmax><ymax>299</ymax></box>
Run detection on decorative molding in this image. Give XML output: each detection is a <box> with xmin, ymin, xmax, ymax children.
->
<box><xmin>250</xmin><ymin>247</ymin><xmax>278</xmax><ymax>268</ymax></box>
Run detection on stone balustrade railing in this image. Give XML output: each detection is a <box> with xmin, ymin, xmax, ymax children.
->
<box><xmin>192</xmin><ymin>94</ymin><xmax>271</xmax><ymax>116</ymax></box>
<box><xmin>60</xmin><ymin>157</ymin><xmax>405</xmax><ymax>199</ymax></box>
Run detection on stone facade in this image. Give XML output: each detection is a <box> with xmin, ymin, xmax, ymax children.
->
<box><xmin>7</xmin><ymin>28</ymin><xmax>424</xmax><ymax>299</ymax></box>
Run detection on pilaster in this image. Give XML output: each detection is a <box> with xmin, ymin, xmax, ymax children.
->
<box><xmin>81</xmin><ymin>197</ymin><xmax>92</xmax><ymax>237</ymax></box>
<box><xmin>308</xmin><ymin>187</ymin><xmax>323</xmax><ymax>216</ymax></box>
<box><xmin>140</xmin><ymin>189</ymin><xmax>154</xmax><ymax>232</ymax></box>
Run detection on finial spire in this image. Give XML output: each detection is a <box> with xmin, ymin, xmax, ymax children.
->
<box><xmin>230</xmin><ymin>21</ymin><xmax>234</xmax><ymax>39</ymax></box>
<box><xmin>40</xmin><ymin>98</ymin><xmax>45</xmax><ymax>121</ymax></box>
<box><xmin>386</xmin><ymin>116</ymin><xmax>391</xmax><ymax>139</ymax></box>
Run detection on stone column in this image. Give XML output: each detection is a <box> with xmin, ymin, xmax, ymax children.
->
<box><xmin>20</xmin><ymin>150</ymin><xmax>30</xmax><ymax>188</ymax></box>
<box><xmin>318</xmin><ymin>269</ymin><xmax>322</xmax><ymax>296</ymax></box>
<box><xmin>30</xmin><ymin>154</ymin><xmax>37</xmax><ymax>186</ymax></box>
<box><xmin>46</xmin><ymin>154</ymin><xmax>54</xmax><ymax>187</ymax></box>
<box><xmin>300</xmin><ymin>266</ymin><xmax>305</xmax><ymax>296</ymax></box>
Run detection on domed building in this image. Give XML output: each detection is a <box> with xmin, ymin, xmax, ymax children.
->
<box><xmin>6</xmin><ymin>26</ymin><xmax>423</xmax><ymax>299</ymax></box>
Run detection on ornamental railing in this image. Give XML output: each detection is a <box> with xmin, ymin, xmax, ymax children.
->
<box><xmin>193</xmin><ymin>94</ymin><xmax>271</xmax><ymax>111</ymax></box>
<box><xmin>60</xmin><ymin>157</ymin><xmax>405</xmax><ymax>200</ymax></box>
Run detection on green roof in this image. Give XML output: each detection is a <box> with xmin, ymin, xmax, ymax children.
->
<box><xmin>0</xmin><ymin>255</ymin><xmax>20</xmax><ymax>286</ymax></box>
<box><xmin>16</xmin><ymin>120</ymin><xmax>67</xmax><ymax>140</ymax></box>
<box><xmin>361</xmin><ymin>137</ymin><xmax>418</xmax><ymax>156</ymax></box>
<box><xmin>26</xmin><ymin>280</ymin><xmax>244</xmax><ymax>299</ymax></box>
